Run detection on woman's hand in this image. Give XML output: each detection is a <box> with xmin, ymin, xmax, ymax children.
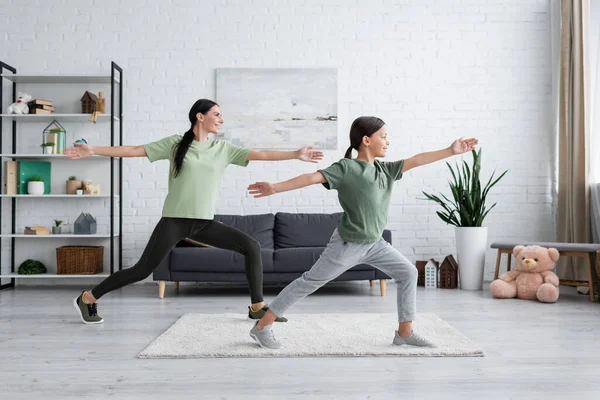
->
<box><xmin>296</xmin><ymin>146</ymin><xmax>324</xmax><ymax>163</ymax></box>
<box><xmin>64</xmin><ymin>142</ymin><xmax>94</xmax><ymax>159</ymax></box>
<box><xmin>248</xmin><ymin>182</ymin><xmax>276</xmax><ymax>198</ymax></box>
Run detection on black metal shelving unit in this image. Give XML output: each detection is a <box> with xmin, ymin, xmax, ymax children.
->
<box><xmin>0</xmin><ymin>61</ymin><xmax>123</xmax><ymax>289</ymax></box>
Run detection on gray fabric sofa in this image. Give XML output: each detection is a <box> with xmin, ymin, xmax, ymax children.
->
<box><xmin>153</xmin><ymin>212</ymin><xmax>392</xmax><ymax>298</ymax></box>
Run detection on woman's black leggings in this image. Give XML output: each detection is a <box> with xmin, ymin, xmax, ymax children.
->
<box><xmin>91</xmin><ymin>217</ymin><xmax>263</xmax><ymax>303</ymax></box>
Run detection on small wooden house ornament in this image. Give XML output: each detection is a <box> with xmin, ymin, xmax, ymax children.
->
<box><xmin>81</xmin><ymin>91</ymin><xmax>98</xmax><ymax>113</ymax></box>
<box><xmin>81</xmin><ymin>91</ymin><xmax>105</xmax><ymax>123</ymax></box>
<box><xmin>424</xmin><ymin>258</ymin><xmax>439</xmax><ymax>289</ymax></box>
<box><xmin>439</xmin><ymin>254</ymin><xmax>459</xmax><ymax>289</ymax></box>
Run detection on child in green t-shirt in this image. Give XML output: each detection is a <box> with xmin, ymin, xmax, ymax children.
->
<box><xmin>248</xmin><ymin>116</ymin><xmax>478</xmax><ymax>349</ymax></box>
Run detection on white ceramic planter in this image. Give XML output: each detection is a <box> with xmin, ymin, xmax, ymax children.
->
<box><xmin>455</xmin><ymin>226</ymin><xmax>488</xmax><ymax>290</ymax></box>
<box><xmin>27</xmin><ymin>181</ymin><xmax>44</xmax><ymax>195</ymax></box>
<box><xmin>43</xmin><ymin>146</ymin><xmax>53</xmax><ymax>154</ymax></box>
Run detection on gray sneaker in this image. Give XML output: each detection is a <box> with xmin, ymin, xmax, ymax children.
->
<box><xmin>393</xmin><ymin>330</ymin><xmax>434</xmax><ymax>347</ymax></box>
<box><xmin>249</xmin><ymin>322</ymin><xmax>281</xmax><ymax>349</ymax></box>
<box><xmin>73</xmin><ymin>291</ymin><xmax>104</xmax><ymax>324</ymax></box>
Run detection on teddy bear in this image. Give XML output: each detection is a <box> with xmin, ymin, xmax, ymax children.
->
<box><xmin>7</xmin><ymin>92</ymin><xmax>32</xmax><ymax>114</ymax></box>
<box><xmin>490</xmin><ymin>245</ymin><xmax>560</xmax><ymax>303</ymax></box>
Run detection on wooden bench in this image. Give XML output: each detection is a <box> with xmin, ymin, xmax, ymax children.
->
<box><xmin>491</xmin><ymin>242</ymin><xmax>600</xmax><ymax>302</ymax></box>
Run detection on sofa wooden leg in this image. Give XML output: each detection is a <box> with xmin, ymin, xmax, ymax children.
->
<box><xmin>380</xmin><ymin>279</ymin><xmax>386</xmax><ymax>296</ymax></box>
<box><xmin>369</xmin><ymin>280</ymin><xmax>374</xmax><ymax>287</ymax></box>
<box><xmin>174</xmin><ymin>281</ymin><xmax>179</xmax><ymax>290</ymax></box>
<box><xmin>158</xmin><ymin>281</ymin><xmax>166</xmax><ymax>299</ymax></box>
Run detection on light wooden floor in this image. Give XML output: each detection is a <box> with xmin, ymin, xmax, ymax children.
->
<box><xmin>0</xmin><ymin>281</ymin><xmax>599</xmax><ymax>400</ymax></box>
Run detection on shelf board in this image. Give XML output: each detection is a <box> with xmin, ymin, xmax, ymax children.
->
<box><xmin>0</xmin><ymin>273</ymin><xmax>110</xmax><ymax>279</ymax></box>
<box><xmin>0</xmin><ymin>234</ymin><xmax>119</xmax><ymax>238</ymax></box>
<box><xmin>0</xmin><ymin>194</ymin><xmax>119</xmax><ymax>198</ymax></box>
<box><xmin>0</xmin><ymin>113</ymin><xmax>119</xmax><ymax>122</ymax></box>
<box><xmin>0</xmin><ymin>75</ymin><xmax>117</xmax><ymax>84</ymax></box>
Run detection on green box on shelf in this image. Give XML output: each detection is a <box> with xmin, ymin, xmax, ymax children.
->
<box><xmin>18</xmin><ymin>161</ymin><xmax>51</xmax><ymax>194</ymax></box>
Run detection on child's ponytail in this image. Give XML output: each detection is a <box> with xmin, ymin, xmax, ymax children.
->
<box><xmin>344</xmin><ymin>145</ymin><xmax>354</xmax><ymax>159</ymax></box>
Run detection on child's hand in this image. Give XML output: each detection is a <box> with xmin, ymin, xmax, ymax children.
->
<box><xmin>297</xmin><ymin>146</ymin><xmax>324</xmax><ymax>163</ymax></box>
<box><xmin>450</xmin><ymin>137</ymin><xmax>478</xmax><ymax>155</ymax></box>
<box><xmin>248</xmin><ymin>182</ymin><xmax>276</xmax><ymax>198</ymax></box>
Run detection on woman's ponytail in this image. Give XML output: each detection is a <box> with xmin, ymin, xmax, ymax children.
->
<box><xmin>172</xmin><ymin>128</ymin><xmax>195</xmax><ymax>178</ymax></box>
<box><xmin>171</xmin><ymin>99</ymin><xmax>218</xmax><ymax>178</ymax></box>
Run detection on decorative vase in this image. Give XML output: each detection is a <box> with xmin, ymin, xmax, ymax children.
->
<box><xmin>27</xmin><ymin>181</ymin><xmax>44</xmax><ymax>195</ymax></box>
<box><xmin>455</xmin><ymin>226</ymin><xmax>488</xmax><ymax>290</ymax></box>
<box><xmin>52</xmin><ymin>226</ymin><xmax>61</xmax><ymax>234</ymax></box>
<box><xmin>66</xmin><ymin>180</ymin><xmax>82</xmax><ymax>194</ymax></box>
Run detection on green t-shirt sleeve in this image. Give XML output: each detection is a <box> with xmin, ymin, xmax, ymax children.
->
<box><xmin>383</xmin><ymin>160</ymin><xmax>405</xmax><ymax>181</ymax></box>
<box><xmin>144</xmin><ymin>135</ymin><xmax>179</xmax><ymax>163</ymax></box>
<box><xmin>223</xmin><ymin>141</ymin><xmax>250</xmax><ymax>167</ymax></box>
<box><xmin>318</xmin><ymin>160</ymin><xmax>346</xmax><ymax>190</ymax></box>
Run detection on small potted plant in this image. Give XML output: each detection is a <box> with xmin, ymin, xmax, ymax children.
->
<box><xmin>27</xmin><ymin>175</ymin><xmax>44</xmax><ymax>195</ymax></box>
<box><xmin>41</xmin><ymin>142</ymin><xmax>55</xmax><ymax>154</ymax></box>
<box><xmin>66</xmin><ymin>175</ymin><xmax>81</xmax><ymax>195</ymax></box>
<box><xmin>53</xmin><ymin>219</ymin><xmax>63</xmax><ymax>234</ymax></box>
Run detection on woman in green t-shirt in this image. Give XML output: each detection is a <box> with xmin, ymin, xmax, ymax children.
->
<box><xmin>247</xmin><ymin>116</ymin><xmax>478</xmax><ymax>349</ymax></box>
<box><xmin>67</xmin><ymin>99</ymin><xmax>323</xmax><ymax>324</ymax></box>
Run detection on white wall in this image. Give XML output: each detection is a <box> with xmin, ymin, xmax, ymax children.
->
<box><xmin>1</xmin><ymin>0</ymin><xmax>554</xmax><ymax>284</ymax></box>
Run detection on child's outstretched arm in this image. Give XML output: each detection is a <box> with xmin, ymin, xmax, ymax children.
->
<box><xmin>401</xmin><ymin>137</ymin><xmax>478</xmax><ymax>173</ymax></box>
<box><xmin>247</xmin><ymin>146</ymin><xmax>324</xmax><ymax>163</ymax></box>
<box><xmin>248</xmin><ymin>172</ymin><xmax>326</xmax><ymax>198</ymax></box>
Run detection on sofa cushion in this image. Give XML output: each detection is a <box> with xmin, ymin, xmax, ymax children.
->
<box><xmin>214</xmin><ymin>213</ymin><xmax>275</xmax><ymax>249</ymax></box>
<box><xmin>170</xmin><ymin>248</ymin><xmax>274</xmax><ymax>273</ymax></box>
<box><xmin>273</xmin><ymin>248</ymin><xmax>376</xmax><ymax>273</ymax></box>
<box><xmin>274</xmin><ymin>212</ymin><xmax>342</xmax><ymax>249</ymax></box>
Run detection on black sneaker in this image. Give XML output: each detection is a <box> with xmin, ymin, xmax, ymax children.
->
<box><xmin>248</xmin><ymin>305</ymin><xmax>287</xmax><ymax>322</ymax></box>
<box><xmin>73</xmin><ymin>291</ymin><xmax>104</xmax><ymax>324</ymax></box>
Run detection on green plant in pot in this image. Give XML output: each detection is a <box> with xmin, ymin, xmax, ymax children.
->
<box><xmin>421</xmin><ymin>148</ymin><xmax>508</xmax><ymax>290</ymax></box>
<box><xmin>18</xmin><ymin>259</ymin><xmax>47</xmax><ymax>275</ymax></box>
<box><xmin>27</xmin><ymin>175</ymin><xmax>45</xmax><ymax>195</ymax></box>
<box><xmin>41</xmin><ymin>142</ymin><xmax>55</xmax><ymax>154</ymax></box>
<box><xmin>53</xmin><ymin>219</ymin><xmax>63</xmax><ymax>234</ymax></box>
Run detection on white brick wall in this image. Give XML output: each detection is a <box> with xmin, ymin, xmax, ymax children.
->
<box><xmin>1</xmin><ymin>0</ymin><xmax>554</xmax><ymax>284</ymax></box>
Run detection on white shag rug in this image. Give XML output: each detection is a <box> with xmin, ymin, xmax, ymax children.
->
<box><xmin>138</xmin><ymin>313</ymin><xmax>484</xmax><ymax>358</ymax></box>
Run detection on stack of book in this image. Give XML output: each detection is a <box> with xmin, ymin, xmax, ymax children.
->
<box><xmin>24</xmin><ymin>226</ymin><xmax>50</xmax><ymax>235</ymax></box>
<box><xmin>28</xmin><ymin>99</ymin><xmax>55</xmax><ymax>114</ymax></box>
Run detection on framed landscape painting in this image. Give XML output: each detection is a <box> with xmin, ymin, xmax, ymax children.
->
<box><xmin>216</xmin><ymin>68</ymin><xmax>338</xmax><ymax>149</ymax></box>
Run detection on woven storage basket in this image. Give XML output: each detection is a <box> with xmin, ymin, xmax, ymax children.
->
<box><xmin>56</xmin><ymin>246</ymin><xmax>103</xmax><ymax>274</ymax></box>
